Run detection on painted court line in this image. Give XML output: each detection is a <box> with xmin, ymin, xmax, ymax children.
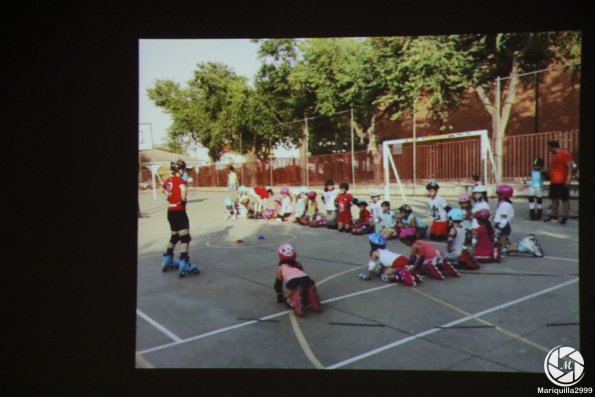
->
<box><xmin>137</xmin><ymin>309</ymin><xmax>182</xmax><ymax>343</ymax></box>
<box><xmin>137</xmin><ymin>285</ymin><xmax>395</xmax><ymax>355</ymax></box>
<box><xmin>326</xmin><ymin>278</ymin><xmax>578</xmax><ymax>369</ymax></box>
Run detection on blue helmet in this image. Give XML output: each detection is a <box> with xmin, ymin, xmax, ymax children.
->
<box><xmin>448</xmin><ymin>208</ymin><xmax>465</xmax><ymax>221</ymax></box>
<box><xmin>368</xmin><ymin>232</ymin><xmax>386</xmax><ymax>246</ymax></box>
<box><xmin>224</xmin><ymin>198</ymin><xmax>233</xmax><ymax>207</ymax></box>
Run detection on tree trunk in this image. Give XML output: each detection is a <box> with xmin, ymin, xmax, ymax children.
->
<box><xmin>366</xmin><ymin>115</ymin><xmax>381</xmax><ymax>186</ymax></box>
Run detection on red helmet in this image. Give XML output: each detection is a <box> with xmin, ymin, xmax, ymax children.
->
<box><xmin>458</xmin><ymin>193</ymin><xmax>470</xmax><ymax>202</ymax></box>
<box><xmin>278</xmin><ymin>243</ymin><xmax>297</xmax><ymax>261</ymax></box>
<box><xmin>496</xmin><ymin>184</ymin><xmax>513</xmax><ymax>199</ymax></box>
<box><xmin>307</xmin><ymin>191</ymin><xmax>317</xmax><ymax>199</ymax></box>
<box><xmin>473</xmin><ymin>209</ymin><xmax>491</xmax><ymax>220</ymax></box>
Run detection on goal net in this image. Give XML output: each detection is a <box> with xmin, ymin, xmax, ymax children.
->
<box><xmin>382</xmin><ymin>129</ymin><xmax>497</xmax><ymax>202</ymax></box>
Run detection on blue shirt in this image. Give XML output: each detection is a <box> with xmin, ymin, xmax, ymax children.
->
<box><xmin>530</xmin><ymin>169</ymin><xmax>543</xmax><ymax>189</ymax></box>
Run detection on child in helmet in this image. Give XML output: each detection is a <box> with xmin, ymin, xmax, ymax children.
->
<box><xmin>351</xmin><ymin>200</ymin><xmax>372</xmax><ymax>235</ymax></box>
<box><xmin>274</xmin><ymin>243</ymin><xmax>321</xmax><ymax>316</ymax></box>
<box><xmin>161</xmin><ymin>161</ymin><xmax>199</xmax><ymax>277</ymax></box>
<box><xmin>443</xmin><ymin>208</ymin><xmax>480</xmax><ymax>270</ymax></box>
<box><xmin>426</xmin><ymin>181</ymin><xmax>450</xmax><ymax>240</ymax></box>
<box><xmin>276</xmin><ymin>187</ymin><xmax>293</xmax><ymax>221</ymax></box>
<box><xmin>322</xmin><ymin>179</ymin><xmax>339</xmax><ymax>229</ymax></box>
<box><xmin>528</xmin><ymin>158</ymin><xmax>546</xmax><ymax>220</ymax></box>
<box><xmin>376</xmin><ymin>201</ymin><xmax>397</xmax><ymax>239</ymax></box>
<box><xmin>358</xmin><ymin>233</ymin><xmax>419</xmax><ymax>287</ymax></box>
<box><xmin>493</xmin><ymin>184</ymin><xmax>515</xmax><ymax>254</ymax></box>
<box><xmin>458</xmin><ymin>193</ymin><xmax>473</xmax><ymax>244</ymax></box>
<box><xmin>396</xmin><ymin>203</ymin><xmax>427</xmax><ymax>240</ymax></box>
<box><xmin>369</xmin><ymin>189</ymin><xmax>383</xmax><ymax>230</ymax></box>
<box><xmin>471</xmin><ymin>209</ymin><xmax>499</xmax><ymax>262</ymax></box>
<box><xmin>290</xmin><ymin>187</ymin><xmax>308</xmax><ymax>223</ymax></box>
<box><xmin>336</xmin><ymin>182</ymin><xmax>354</xmax><ymax>232</ymax></box>
<box><xmin>471</xmin><ymin>184</ymin><xmax>490</xmax><ymax>230</ymax></box>
<box><xmin>223</xmin><ymin>198</ymin><xmax>238</xmax><ymax>220</ymax></box>
<box><xmin>400</xmin><ymin>230</ymin><xmax>460</xmax><ymax>279</ymax></box>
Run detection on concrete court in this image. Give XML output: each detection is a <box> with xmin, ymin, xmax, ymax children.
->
<box><xmin>136</xmin><ymin>188</ymin><xmax>580</xmax><ymax>371</ymax></box>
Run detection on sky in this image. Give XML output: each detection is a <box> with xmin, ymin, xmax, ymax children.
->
<box><xmin>139</xmin><ymin>39</ymin><xmax>265</xmax><ymax>156</ymax></box>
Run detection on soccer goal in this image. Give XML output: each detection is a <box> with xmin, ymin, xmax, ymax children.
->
<box><xmin>382</xmin><ymin>129</ymin><xmax>498</xmax><ymax>202</ymax></box>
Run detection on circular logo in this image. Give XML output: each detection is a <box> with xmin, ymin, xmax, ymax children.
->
<box><xmin>544</xmin><ymin>345</ymin><xmax>585</xmax><ymax>387</ymax></box>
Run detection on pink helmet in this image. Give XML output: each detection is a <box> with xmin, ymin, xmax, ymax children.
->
<box><xmin>398</xmin><ymin>227</ymin><xmax>417</xmax><ymax>239</ymax></box>
<box><xmin>280</xmin><ymin>187</ymin><xmax>289</xmax><ymax>195</ymax></box>
<box><xmin>458</xmin><ymin>193</ymin><xmax>470</xmax><ymax>202</ymax></box>
<box><xmin>307</xmin><ymin>191</ymin><xmax>317</xmax><ymax>199</ymax></box>
<box><xmin>278</xmin><ymin>243</ymin><xmax>297</xmax><ymax>261</ymax></box>
<box><xmin>473</xmin><ymin>209</ymin><xmax>491</xmax><ymax>220</ymax></box>
<box><xmin>496</xmin><ymin>184</ymin><xmax>513</xmax><ymax>199</ymax></box>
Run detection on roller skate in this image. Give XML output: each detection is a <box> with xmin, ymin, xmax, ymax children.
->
<box><xmin>358</xmin><ymin>272</ymin><xmax>371</xmax><ymax>280</ymax></box>
<box><xmin>305</xmin><ymin>284</ymin><xmax>322</xmax><ymax>313</ymax></box>
<box><xmin>422</xmin><ymin>262</ymin><xmax>445</xmax><ymax>280</ymax></box>
<box><xmin>162</xmin><ymin>253</ymin><xmax>180</xmax><ymax>273</ymax></box>
<box><xmin>517</xmin><ymin>234</ymin><xmax>544</xmax><ymax>257</ymax></box>
<box><xmin>178</xmin><ymin>258</ymin><xmax>200</xmax><ymax>278</ymax></box>
<box><xmin>395</xmin><ymin>268</ymin><xmax>416</xmax><ymax>287</ymax></box>
<box><xmin>437</xmin><ymin>260</ymin><xmax>460</xmax><ymax>277</ymax></box>
<box><xmin>286</xmin><ymin>287</ymin><xmax>304</xmax><ymax>316</ymax></box>
<box><xmin>457</xmin><ymin>249</ymin><xmax>480</xmax><ymax>270</ymax></box>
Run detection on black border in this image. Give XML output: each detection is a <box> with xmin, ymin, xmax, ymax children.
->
<box><xmin>16</xmin><ymin>3</ymin><xmax>593</xmax><ymax>396</ymax></box>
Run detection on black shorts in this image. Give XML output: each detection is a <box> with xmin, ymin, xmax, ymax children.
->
<box><xmin>549</xmin><ymin>183</ymin><xmax>570</xmax><ymax>200</ymax></box>
<box><xmin>286</xmin><ymin>276</ymin><xmax>313</xmax><ymax>290</ymax></box>
<box><xmin>167</xmin><ymin>210</ymin><xmax>190</xmax><ymax>231</ymax></box>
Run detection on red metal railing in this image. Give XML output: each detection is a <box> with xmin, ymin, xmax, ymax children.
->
<box><xmin>162</xmin><ymin>129</ymin><xmax>578</xmax><ymax>188</ymax></box>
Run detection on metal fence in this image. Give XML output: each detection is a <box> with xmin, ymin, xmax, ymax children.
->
<box><xmin>142</xmin><ymin>129</ymin><xmax>578</xmax><ymax>189</ymax></box>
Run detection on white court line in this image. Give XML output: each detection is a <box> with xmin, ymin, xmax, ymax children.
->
<box><xmin>326</xmin><ymin>277</ymin><xmax>578</xmax><ymax>369</ymax></box>
<box><xmin>137</xmin><ymin>309</ymin><xmax>182</xmax><ymax>343</ymax></box>
<box><xmin>137</xmin><ymin>285</ymin><xmax>396</xmax><ymax>355</ymax></box>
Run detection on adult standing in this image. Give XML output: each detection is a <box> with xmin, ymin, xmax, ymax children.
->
<box><xmin>249</xmin><ymin>186</ymin><xmax>273</xmax><ymax>218</ymax></box>
<box><xmin>227</xmin><ymin>165</ymin><xmax>238</xmax><ymax>199</ymax></box>
<box><xmin>544</xmin><ymin>140</ymin><xmax>573</xmax><ymax>225</ymax></box>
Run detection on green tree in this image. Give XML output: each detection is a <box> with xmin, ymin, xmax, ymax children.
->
<box><xmin>147</xmin><ymin>62</ymin><xmax>248</xmax><ymax>163</ymax></box>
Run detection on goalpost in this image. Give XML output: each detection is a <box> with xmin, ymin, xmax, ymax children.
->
<box><xmin>382</xmin><ymin>129</ymin><xmax>498</xmax><ymax>202</ymax></box>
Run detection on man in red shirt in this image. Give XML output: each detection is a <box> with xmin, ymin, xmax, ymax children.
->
<box><xmin>544</xmin><ymin>140</ymin><xmax>573</xmax><ymax>225</ymax></box>
<box><xmin>161</xmin><ymin>160</ymin><xmax>199</xmax><ymax>277</ymax></box>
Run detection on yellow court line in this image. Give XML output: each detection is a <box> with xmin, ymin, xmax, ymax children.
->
<box><xmin>289</xmin><ymin>312</ymin><xmax>326</xmax><ymax>369</ymax></box>
<box><xmin>135</xmin><ymin>352</ymin><xmax>155</xmax><ymax>368</ymax></box>
<box><xmin>410</xmin><ymin>287</ymin><xmax>550</xmax><ymax>353</ymax></box>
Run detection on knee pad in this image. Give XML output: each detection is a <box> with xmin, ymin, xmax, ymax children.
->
<box><xmin>536</xmin><ymin>197</ymin><xmax>543</xmax><ymax>205</ymax></box>
<box><xmin>169</xmin><ymin>234</ymin><xmax>181</xmax><ymax>245</ymax></box>
<box><xmin>180</xmin><ymin>234</ymin><xmax>192</xmax><ymax>244</ymax></box>
<box><xmin>527</xmin><ymin>197</ymin><xmax>535</xmax><ymax>203</ymax></box>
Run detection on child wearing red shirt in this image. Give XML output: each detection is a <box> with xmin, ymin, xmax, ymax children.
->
<box><xmin>336</xmin><ymin>182</ymin><xmax>354</xmax><ymax>232</ymax></box>
<box><xmin>351</xmin><ymin>200</ymin><xmax>372</xmax><ymax>235</ymax></box>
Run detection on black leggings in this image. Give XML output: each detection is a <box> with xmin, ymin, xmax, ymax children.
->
<box><xmin>286</xmin><ymin>276</ymin><xmax>313</xmax><ymax>290</ymax></box>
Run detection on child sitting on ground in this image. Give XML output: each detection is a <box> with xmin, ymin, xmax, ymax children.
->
<box><xmin>396</xmin><ymin>204</ymin><xmax>427</xmax><ymax>240</ymax></box>
<box><xmin>357</xmin><ymin>233</ymin><xmax>418</xmax><ymax>286</ymax></box>
<box><xmin>274</xmin><ymin>243</ymin><xmax>321</xmax><ymax>316</ymax></box>
<box><xmin>351</xmin><ymin>200</ymin><xmax>372</xmax><ymax>235</ymax></box>
<box><xmin>471</xmin><ymin>209</ymin><xmax>499</xmax><ymax>262</ymax></box>
<box><xmin>376</xmin><ymin>201</ymin><xmax>397</xmax><ymax>240</ymax></box>
<box><xmin>399</xmin><ymin>229</ymin><xmax>460</xmax><ymax>280</ymax></box>
<box><xmin>443</xmin><ymin>208</ymin><xmax>480</xmax><ymax>270</ymax></box>
<box><xmin>302</xmin><ymin>191</ymin><xmax>326</xmax><ymax>227</ymax></box>
<box><xmin>290</xmin><ymin>188</ymin><xmax>308</xmax><ymax>223</ymax></box>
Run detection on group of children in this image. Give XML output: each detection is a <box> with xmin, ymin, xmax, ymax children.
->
<box><xmin>273</xmin><ymin>173</ymin><xmax>548</xmax><ymax>315</ymax></box>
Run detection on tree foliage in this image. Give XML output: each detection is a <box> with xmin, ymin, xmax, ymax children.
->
<box><xmin>148</xmin><ymin>32</ymin><xmax>581</xmax><ymax>165</ymax></box>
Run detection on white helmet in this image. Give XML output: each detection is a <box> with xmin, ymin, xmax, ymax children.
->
<box><xmin>472</xmin><ymin>185</ymin><xmax>487</xmax><ymax>194</ymax></box>
<box><xmin>369</xmin><ymin>189</ymin><xmax>380</xmax><ymax>197</ymax></box>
